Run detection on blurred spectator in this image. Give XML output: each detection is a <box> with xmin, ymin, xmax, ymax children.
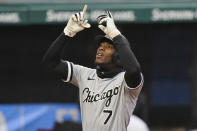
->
<box><xmin>127</xmin><ymin>115</ymin><xmax>150</xmax><ymax>131</ymax></box>
<box><xmin>52</xmin><ymin>121</ymin><xmax>82</xmax><ymax>131</ymax></box>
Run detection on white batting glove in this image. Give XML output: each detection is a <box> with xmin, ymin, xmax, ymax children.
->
<box><xmin>97</xmin><ymin>11</ymin><xmax>121</xmax><ymax>39</ymax></box>
<box><xmin>64</xmin><ymin>12</ymin><xmax>91</xmax><ymax>37</ymax></box>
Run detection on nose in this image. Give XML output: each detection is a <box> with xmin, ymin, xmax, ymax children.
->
<box><xmin>98</xmin><ymin>45</ymin><xmax>105</xmax><ymax>51</ymax></box>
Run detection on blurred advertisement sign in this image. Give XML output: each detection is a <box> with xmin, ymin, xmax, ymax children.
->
<box><xmin>1</xmin><ymin>2</ymin><xmax>197</xmax><ymax>24</ymax></box>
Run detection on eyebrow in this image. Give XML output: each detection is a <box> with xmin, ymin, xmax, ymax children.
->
<box><xmin>100</xmin><ymin>42</ymin><xmax>115</xmax><ymax>48</ymax></box>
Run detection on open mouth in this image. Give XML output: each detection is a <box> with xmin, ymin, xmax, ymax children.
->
<box><xmin>96</xmin><ymin>52</ymin><xmax>103</xmax><ymax>58</ymax></box>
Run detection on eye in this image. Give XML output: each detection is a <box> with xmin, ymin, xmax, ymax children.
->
<box><xmin>108</xmin><ymin>45</ymin><xmax>113</xmax><ymax>49</ymax></box>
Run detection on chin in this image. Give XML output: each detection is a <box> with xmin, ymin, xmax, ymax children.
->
<box><xmin>95</xmin><ymin>58</ymin><xmax>103</xmax><ymax>64</ymax></box>
<box><xmin>95</xmin><ymin>61</ymin><xmax>103</xmax><ymax>65</ymax></box>
<box><xmin>95</xmin><ymin>59</ymin><xmax>105</xmax><ymax>67</ymax></box>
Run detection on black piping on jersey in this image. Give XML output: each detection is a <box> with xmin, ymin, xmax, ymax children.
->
<box><xmin>69</xmin><ymin>62</ymin><xmax>73</xmax><ymax>82</ymax></box>
<box><xmin>64</xmin><ymin>61</ymin><xmax>71</xmax><ymax>82</ymax></box>
<box><xmin>57</xmin><ymin>60</ymin><xmax>73</xmax><ymax>82</ymax></box>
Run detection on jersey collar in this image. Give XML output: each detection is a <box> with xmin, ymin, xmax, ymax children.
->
<box><xmin>96</xmin><ymin>65</ymin><xmax>123</xmax><ymax>79</ymax></box>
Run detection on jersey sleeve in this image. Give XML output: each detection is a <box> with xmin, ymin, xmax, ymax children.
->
<box><xmin>61</xmin><ymin>60</ymin><xmax>88</xmax><ymax>87</ymax></box>
<box><xmin>125</xmin><ymin>73</ymin><xmax>144</xmax><ymax>89</ymax></box>
<box><xmin>123</xmin><ymin>72</ymin><xmax>144</xmax><ymax>97</ymax></box>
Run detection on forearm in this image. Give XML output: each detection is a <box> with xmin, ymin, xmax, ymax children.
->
<box><xmin>43</xmin><ymin>32</ymin><xmax>71</xmax><ymax>68</ymax></box>
<box><xmin>43</xmin><ymin>9</ymin><xmax>90</xmax><ymax>81</ymax></box>
<box><xmin>113</xmin><ymin>34</ymin><xmax>140</xmax><ymax>72</ymax></box>
<box><xmin>113</xmin><ymin>34</ymin><xmax>141</xmax><ymax>87</ymax></box>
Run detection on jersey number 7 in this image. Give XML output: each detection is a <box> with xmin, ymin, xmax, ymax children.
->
<box><xmin>103</xmin><ymin>110</ymin><xmax>112</xmax><ymax>124</ymax></box>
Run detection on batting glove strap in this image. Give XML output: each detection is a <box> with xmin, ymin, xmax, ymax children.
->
<box><xmin>64</xmin><ymin>26</ymin><xmax>77</xmax><ymax>37</ymax></box>
<box><xmin>108</xmin><ymin>29</ymin><xmax>121</xmax><ymax>39</ymax></box>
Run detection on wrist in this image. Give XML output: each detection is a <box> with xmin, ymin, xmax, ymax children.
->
<box><xmin>108</xmin><ymin>29</ymin><xmax>121</xmax><ymax>39</ymax></box>
<box><xmin>64</xmin><ymin>26</ymin><xmax>76</xmax><ymax>37</ymax></box>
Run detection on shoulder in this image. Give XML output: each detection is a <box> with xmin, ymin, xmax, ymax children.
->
<box><xmin>71</xmin><ymin>62</ymin><xmax>96</xmax><ymax>76</ymax></box>
<box><xmin>70</xmin><ymin>62</ymin><xmax>94</xmax><ymax>71</ymax></box>
<box><xmin>114</xmin><ymin>71</ymin><xmax>126</xmax><ymax>79</ymax></box>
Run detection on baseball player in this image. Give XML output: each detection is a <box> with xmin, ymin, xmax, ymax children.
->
<box><xmin>43</xmin><ymin>9</ymin><xmax>143</xmax><ymax>131</ymax></box>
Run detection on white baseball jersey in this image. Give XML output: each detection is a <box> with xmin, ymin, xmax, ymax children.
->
<box><xmin>63</xmin><ymin>61</ymin><xmax>144</xmax><ymax>131</ymax></box>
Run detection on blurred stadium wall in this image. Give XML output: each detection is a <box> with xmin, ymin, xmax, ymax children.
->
<box><xmin>0</xmin><ymin>0</ymin><xmax>197</xmax><ymax>130</ymax></box>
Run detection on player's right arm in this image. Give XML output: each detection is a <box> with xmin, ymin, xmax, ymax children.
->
<box><xmin>43</xmin><ymin>32</ymin><xmax>72</xmax><ymax>80</ymax></box>
<box><xmin>43</xmin><ymin>11</ymin><xmax>90</xmax><ymax>84</ymax></box>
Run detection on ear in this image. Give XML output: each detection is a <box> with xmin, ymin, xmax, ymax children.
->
<box><xmin>112</xmin><ymin>52</ymin><xmax>121</xmax><ymax>66</ymax></box>
<box><xmin>112</xmin><ymin>52</ymin><xmax>118</xmax><ymax>63</ymax></box>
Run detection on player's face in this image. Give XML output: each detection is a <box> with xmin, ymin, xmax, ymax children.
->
<box><xmin>95</xmin><ymin>42</ymin><xmax>115</xmax><ymax>66</ymax></box>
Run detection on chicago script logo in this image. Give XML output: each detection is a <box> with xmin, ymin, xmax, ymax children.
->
<box><xmin>82</xmin><ymin>87</ymin><xmax>120</xmax><ymax>107</ymax></box>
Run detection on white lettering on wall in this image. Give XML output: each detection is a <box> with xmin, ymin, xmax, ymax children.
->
<box><xmin>0</xmin><ymin>12</ymin><xmax>20</xmax><ymax>23</ymax></box>
<box><xmin>152</xmin><ymin>8</ymin><xmax>196</xmax><ymax>21</ymax></box>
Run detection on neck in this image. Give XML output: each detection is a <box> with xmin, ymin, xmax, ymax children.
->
<box><xmin>96</xmin><ymin>63</ymin><xmax>116</xmax><ymax>71</ymax></box>
<box><xmin>96</xmin><ymin>63</ymin><xmax>123</xmax><ymax>79</ymax></box>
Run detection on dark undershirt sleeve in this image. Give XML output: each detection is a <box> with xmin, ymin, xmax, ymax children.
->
<box><xmin>43</xmin><ymin>32</ymin><xmax>73</xmax><ymax>81</ymax></box>
<box><xmin>113</xmin><ymin>34</ymin><xmax>142</xmax><ymax>88</ymax></box>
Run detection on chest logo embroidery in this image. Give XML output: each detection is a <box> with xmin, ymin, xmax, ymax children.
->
<box><xmin>82</xmin><ymin>86</ymin><xmax>120</xmax><ymax>107</ymax></box>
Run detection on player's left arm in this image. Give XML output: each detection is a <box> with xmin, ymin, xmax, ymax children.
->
<box><xmin>113</xmin><ymin>35</ymin><xmax>142</xmax><ymax>89</ymax></box>
<box><xmin>97</xmin><ymin>11</ymin><xmax>142</xmax><ymax>89</ymax></box>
